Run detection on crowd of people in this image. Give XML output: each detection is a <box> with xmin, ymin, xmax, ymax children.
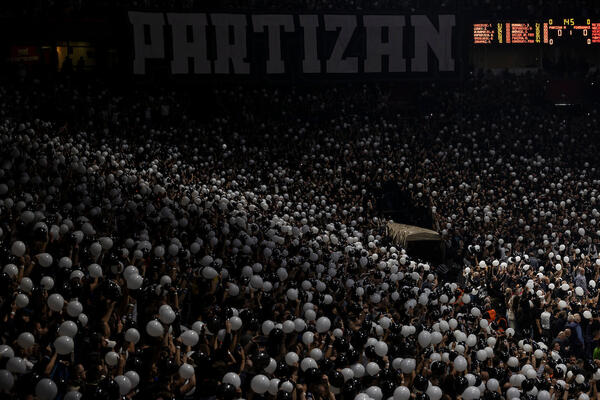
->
<box><xmin>0</xmin><ymin>68</ymin><xmax>600</xmax><ymax>400</ymax></box>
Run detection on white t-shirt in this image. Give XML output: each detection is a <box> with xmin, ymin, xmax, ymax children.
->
<box><xmin>541</xmin><ymin>311</ymin><xmax>551</xmax><ymax>330</ymax></box>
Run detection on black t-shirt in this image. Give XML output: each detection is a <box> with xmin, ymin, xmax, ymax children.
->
<box><xmin>517</xmin><ymin>299</ymin><xmax>533</xmax><ymax>328</ymax></box>
<box><xmin>533</xmin><ymin>307</ymin><xmax>543</xmax><ymax>328</ymax></box>
<box><xmin>441</xmin><ymin>374</ymin><xmax>457</xmax><ymax>397</ymax></box>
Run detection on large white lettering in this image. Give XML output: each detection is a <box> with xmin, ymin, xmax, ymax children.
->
<box><xmin>168</xmin><ymin>13</ymin><xmax>211</xmax><ymax>74</ymax></box>
<box><xmin>212</xmin><ymin>13</ymin><xmax>250</xmax><ymax>74</ymax></box>
<box><xmin>324</xmin><ymin>15</ymin><xmax>358</xmax><ymax>74</ymax></box>
<box><xmin>252</xmin><ymin>15</ymin><xmax>295</xmax><ymax>74</ymax></box>
<box><xmin>364</xmin><ymin>15</ymin><xmax>406</xmax><ymax>73</ymax></box>
<box><xmin>128</xmin><ymin>12</ymin><xmax>457</xmax><ymax>75</ymax></box>
<box><xmin>411</xmin><ymin>15</ymin><xmax>455</xmax><ymax>72</ymax></box>
<box><xmin>129</xmin><ymin>11</ymin><xmax>165</xmax><ymax>75</ymax></box>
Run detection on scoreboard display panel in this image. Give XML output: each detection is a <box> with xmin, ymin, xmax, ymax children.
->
<box><xmin>473</xmin><ymin>18</ymin><xmax>600</xmax><ymax>45</ymax></box>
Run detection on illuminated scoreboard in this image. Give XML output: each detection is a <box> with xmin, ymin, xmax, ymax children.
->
<box><xmin>473</xmin><ymin>18</ymin><xmax>600</xmax><ymax>45</ymax></box>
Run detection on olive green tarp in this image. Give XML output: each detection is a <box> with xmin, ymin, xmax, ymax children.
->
<box><xmin>386</xmin><ymin>222</ymin><xmax>441</xmax><ymax>248</ymax></box>
<box><xmin>386</xmin><ymin>222</ymin><xmax>444</xmax><ymax>263</ymax></box>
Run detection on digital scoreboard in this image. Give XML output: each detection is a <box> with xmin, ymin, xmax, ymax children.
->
<box><xmin>473</xmin><ymin>18</ymin><xmax>600</xmax><ymax>45</ymax></box>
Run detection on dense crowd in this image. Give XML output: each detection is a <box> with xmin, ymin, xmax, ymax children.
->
<box><xmin>0</xmin><ymin>69</ymin><xmax>600</xmax><ymax>400</ymax></box>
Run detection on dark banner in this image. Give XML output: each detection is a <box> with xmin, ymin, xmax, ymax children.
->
<box><xmin>128</xmin><ymin>11</ymin><xmax>457</xmax><ymax>78</ymax></box>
